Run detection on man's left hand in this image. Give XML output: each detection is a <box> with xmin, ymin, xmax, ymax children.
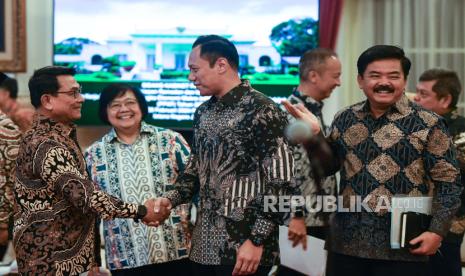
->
<box><xmin>232</xmin><ymin>239</ymin><xmax>263</xmax><ymax>275</ymax></box>
<box><xmin>288</xmin><ymin>217</ymin><xmax>307</xmax><ymax>250</ymax></box>
<box><xmin>409</xmin><ymin>231</ymin><xmax>443</xmax><ymax>255</ymax></box>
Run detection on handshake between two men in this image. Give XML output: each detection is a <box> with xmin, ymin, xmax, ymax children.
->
<box><xmin>140</xmin><ymin>197</ymin><xmax>173</xmax><ymax>227</ymax></box>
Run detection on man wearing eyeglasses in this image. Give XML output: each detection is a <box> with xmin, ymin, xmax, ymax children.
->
<box><xmin>13</xmin><ymin>66</ymin><xmax>168</xmax><ymax>275</ymax></box>
<box><xmin>414</xmin><ymin>68</ymin><xmax>465</xmax><ymax>276</ymax></box>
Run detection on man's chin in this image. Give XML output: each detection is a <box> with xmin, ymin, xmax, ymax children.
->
<box><xmin>199</xmin><ymin>90</ymin><xmax>212</xmax><ymax>96</ymax></box>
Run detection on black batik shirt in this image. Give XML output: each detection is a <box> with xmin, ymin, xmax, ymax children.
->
<box><xmin>165</xmin><ymin>80</ymin><xmax>296</xmax><ymax>265</ymax></box>
<box><xmin>327</xmin><ymin>95</ymin><xmax>462</xmax><ymax>261</ymax></box>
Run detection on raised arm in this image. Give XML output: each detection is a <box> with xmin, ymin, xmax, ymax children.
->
<box><xmin>282</xmin><ymin>100</ymin><xmax>340</xmax><ymax>176</ymax></box>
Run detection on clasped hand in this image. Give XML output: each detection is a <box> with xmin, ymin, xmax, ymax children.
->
<box><xmin>141</xmin><ymin>197</ymin><xmax>172</xmax><ymax>227</ymax></box>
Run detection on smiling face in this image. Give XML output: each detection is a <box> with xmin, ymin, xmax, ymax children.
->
<box><xmin>44</xmin><ymin>75</ymin><xmax>84</xmax><ymax>123</ymax></box>
<box><xmin>357</xmin><ymin>59</ymin><xmax>407</xmax><ymax>114</ymax></box>
<box><xmin>313</xmin><ymin>56</ymin><xmax>342</xmax><ymax>100</ymax></box>
<box><xmin>106</xmin><ymin>90</ymin><xmax>142</xmax><ymax>134</ymax></box>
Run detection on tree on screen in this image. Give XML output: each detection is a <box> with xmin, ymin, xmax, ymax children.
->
<box><xmin>270</xmin><ymin>18</ymin><xmax>319</xmax><ymax>57</ymax></box>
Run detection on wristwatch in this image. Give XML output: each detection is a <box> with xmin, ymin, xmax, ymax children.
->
<box><xmin>249</xmin><ymin>234</ymin><xmax>266</xmax><ymax>247</ymax></box>
<box><xmin>134</xmin><ymin>205</ymin><xmax>148</xmax><ymax>223</ymax></box>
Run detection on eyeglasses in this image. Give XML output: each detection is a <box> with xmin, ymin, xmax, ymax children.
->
<box><xmin>56</xmin><ymin>86</ymin><xmax>82</xmax><ymax>99</ymax></box>
<box><xmin>108</xmin><ymin>99</ymin><xmax>139</xmax><ymax>111</ymax></box>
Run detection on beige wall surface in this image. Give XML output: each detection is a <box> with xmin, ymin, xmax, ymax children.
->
<box><xmin>9</xmin><ymin>0</ymin><xmax>111</xmax><ymax>150</ymax></box>
<box><xmin>14</xmin><ymin>0</ymin><xmax>53</xmax><ymax>100</ymax></box>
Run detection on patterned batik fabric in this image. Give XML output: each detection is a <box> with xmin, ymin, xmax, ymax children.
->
<box><xmin>326</xmin><ymin>95</ymin><xmax>462</xmax><ymax>262</ymax></box>
<box><xmin>0</xmin><ymin>111</ymin><xmax>20</xmax><ymax>226</ymax></box>
<box><xmin>85</xmin><ymin>123</ymin><xmax>191</xmax><ymax>270</ymax></box>
<box><xmin>164</xmin><ymin>80</ymin><xmax>297</xmax><ymax>266</ymax></box>
<box><xmin>442</xmin><ymin>110</ymin><xmax>465</xmax><ymax>243</ymax></box>
<box><xmin>13</xmin><ymin>115</ymin><xmax>140</xmax><ymax>276</ymax></box>
<box><xmin>285</xmin><ymin>90</ymin><xmax>337</xmax><ymax>227</ymax></box>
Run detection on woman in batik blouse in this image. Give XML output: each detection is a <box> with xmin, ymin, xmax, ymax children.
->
<box><xmin>85</xmin><ymin>84</ymin><xmax>192</xmax><ymax>276</ymax></box>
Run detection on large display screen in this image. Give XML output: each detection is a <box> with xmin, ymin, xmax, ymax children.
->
<box><xmin>53</xmin><ymin>0</ymin><xmax>319</xmax><ymax>128</ymax></box>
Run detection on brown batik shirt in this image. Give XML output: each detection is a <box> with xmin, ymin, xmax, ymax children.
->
<box><xmin>0</xmin><ymin>111</ymin><xmax>21</xmax><ymax>226</ymax></box>
<box><xmin>327</xmin><ymin>95</ymin><xmax>462</xmax><ymax>261</ymax></box>
<box><xmin>14</xmin><ymin>115</ymin><xmax>141</xmax><ymax>276</ymax></box>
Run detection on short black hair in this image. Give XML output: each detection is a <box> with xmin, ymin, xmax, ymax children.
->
<box><xmin>0</xmin><ymin>72</ymin><xmax>8</xmax><ymax>85</ymax></box>
<box><xmin>0</xmin><ymin>75</ymin><xmax>18</xmax><ymax>99</ymax></box>
<box><xmin>98</xmin><ymin>83</ymin><xmax>148</xmax><ymax>125</ymax></box>
<box><xmin>28</xmin><ymin>66</ymin><xmax>76</xmax><ymax>108</ymax></box>
<box><xmin>357</xmin><ymin>45</ymin><xmax>411</xmax><ymax>78</ymax></box>
<box><xmin>192</xmin><ymin>35</ymin><xmax>239</xmax><ymax>70</ymax></box>
<box><xmin>419</xmin><ymin>68</ymin><xmax>462</xmax><ymax>108</ymax></box>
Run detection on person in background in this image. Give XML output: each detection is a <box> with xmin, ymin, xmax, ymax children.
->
<box><xmin>0</xmin><ymin>72</ymin><xmax>34</xmax><ymax>132</ymax></box>
<box><xmin>0</xmin><ymin>73</ymin><xmax>19</xmax><ymax>117</ymax></box>
<box><xmin>279</xmin><ymin>48</ymin><xmax>341</xmax><ymax>276</ymax></box>
<box><xmin>152</xmin><ymin>34</ymin><xmax>298</xmax><ymax>276</ymax></box>
<box><xmin>283</xmin><ymin>45</ymin><xmax>462</xmax><ymax>276</ymax></box>
<box><xmin>85</xmin><ymin>83</ymin><xmax>192</xmax><ymax>275</ymax></box>
<box><xmin>414</xmin><ymin>68</ymin><xmax>465</xmax><ymax>276</ymax></box>
<box><xmin>13</xmin><ymin>66</ymin><xmax>165</xmax><ymax>275</ymax></box>
<box><xmin>0</xmin><ymin>73</ymin><xmax>21</xmax><ymax>259</ymax></box>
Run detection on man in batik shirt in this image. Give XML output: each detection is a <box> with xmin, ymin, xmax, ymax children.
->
<box><xmin>414</xmin><ymin>68</ymin><xmax>465</xmax><ymax>276</ymax></box>
<box><xmin>280</xmin><ymin>48</ymin><xmax>341</xmax><ymax>276</ymax></box>
<box><xmin>154</xmin><ymin>35</ymin><xmax>297</xmax><ymax>276</ymax></box>
<box><xmin>0</xmin><ymin>73</ymin><xmax>21</xmax><ymax>254</ymax></box>
<box><xmin>13</xmin><ymin>66</ymin><xmax>163</xmax><ymax>275</ymax></box>
<box><xmin>0</xmin><ymin>72</ymin><xmax>34</xmax><ymax>132</ymax></box>
<box><xmin>284</xmin><ymin>45</ymin><xmax>462</xmax><ymax>276</ymax></box>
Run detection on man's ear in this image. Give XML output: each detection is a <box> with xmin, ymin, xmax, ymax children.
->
<box><xmin>216</xmin><ymin>57</ymin><xmax>228</xmax><ymax>74</ymax></box>
<box><xmin>308</xmin><ymin>70</ymin><xmax>318</xmax><ymax>84</ymax></box>
<box><xmin>40</xmin><ymin>94</ymin><xmax>54</xmax><ymax>111</ymax></box>
<box><xmin>357</xmin><ymin>75</ymin><xmax>364</xmax><ymax>89</ymax></box>
<box><xmin>0</xmin><ymin>89</ymin><xmax>11</xmax><ymax>99</ymax></box>
<box><xmin>439</xmin><ymin>94</ymin><xmax>452</xmax><ymax>109</ymax></box>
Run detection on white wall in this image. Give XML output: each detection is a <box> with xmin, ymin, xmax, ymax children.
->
<box><xmin>14</xmin><ymin>0</ymin><xmax>53</xmax><ymax>101</ymax></box>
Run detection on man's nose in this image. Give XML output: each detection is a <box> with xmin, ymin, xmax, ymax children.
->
<box><xmin>77</xmin><ymin>93</ymin><xmax>85</xmax><ymax>103</ymax></box>
<box><xmin>188</xmin><ymin>72</ymin><xmax>195</xmax><ymax>82</ymax></box>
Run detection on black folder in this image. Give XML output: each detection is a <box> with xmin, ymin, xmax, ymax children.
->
<box><xmin>399</xmin><ymin>212</ymin><xmax>432</xmax><ymax>249</ymax></box>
